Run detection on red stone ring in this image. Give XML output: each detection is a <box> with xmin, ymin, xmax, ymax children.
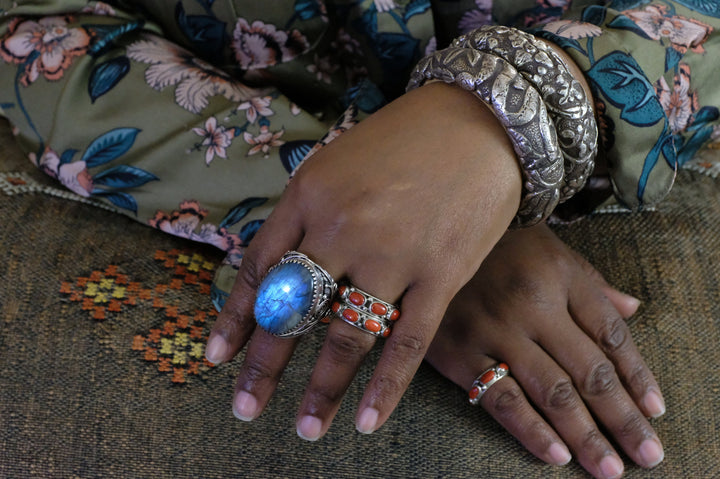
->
<box><xmin>468</xmin><ymin>363</ymin><xmax>509</xmax><ymax>406</ymax></box>
<box><xmin>329</xmin><ymin>282</ymin><xmax>401</xmax><ymax>338</ymax></box>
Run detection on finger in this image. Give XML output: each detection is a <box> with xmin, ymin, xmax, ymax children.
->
<box><xmin>295</xmin><ymin>318</ymin><xmax>376</xmax><ymax>441</ymax></box>
<box><xmin>233</xmin><ymin>329</ymin><xmax>297</xmax><ymax>421</ymax></box>
<box><xmin>206</xmin><ymin>195</ymin><xmax>304</xmax><ymax>364</ymax></box>
<box><xmin>355</xmin><ymin>282</ymin><xmax>445</xmax><ymax>434</ymax></box>
<box><xmin>466</xmin><ymin>357</ymin><xmax>573</xmax><ymax>466</ymax></box>
<box><xmin>568</xmin><ymin>282</ymin><xmax>665</xmax><ymax>420</ymax></box>
<box><xmin>506</xmin><ymin>339</ymin><xmax>626</xmax><ymax>479</ymax></box>
<box><xmin>295</xmin><ymin>249</ymin><xmax>407</xmax><ymax>441</ymax></box>
<box><xmin>538</xmin><ymin>312</ymin><xmax>664</xmax><ymax>471</ymax></box>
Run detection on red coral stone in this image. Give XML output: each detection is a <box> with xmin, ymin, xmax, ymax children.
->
<box><xmin>370</xmin><ymin>303</ymin><xmax>388</xmax><ymax>316</ymax></box>
<box><xmin>469</xmin><ymin>387</ymin><xmax>480</xmax><ymax>400</ymax></box>
<box><xmin>338</xmin><ymin>285</ymin><xmax>347</xmax><ymax>296</ymax></box>
<box><xmin>342</xmin><ymin>308</ymin><xmax>358</xmax><ymax>322</ymax></box>
<box><xmin>331</xmin><ymin>301</ymin><xmax>341</xmax><ymax>313</ymax></box>
<box><xmin>364</xmin><ymin>319</ymin><xmax>381</xmax><ymax>333</ymax></box>
<box><xmin>382</xmin><ymin>328</ymin><xmax>391</xmax><ymax>338</ymax></box>
<box><xmin>498</xmin><ymin>362</ymin><xmax>509</xmax><ymax>371</ymax></box>
<box><xmin>389</xmin><ymin>309</ymin><xmax>400</xmax><ymax>321</ymax></box>
<box><xmin>349</xmin><ymin>292</ymin><xmax>365</xmax><ymax>306</ymax></box>
<box><xmin>480</xmin><ymin>370</ymin><xmax>496</xmax><ymax>384</ymax></box>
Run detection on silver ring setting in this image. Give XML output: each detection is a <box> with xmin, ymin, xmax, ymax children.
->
<box><xmin>331</xmin><ymin>282</ymin><xmax>400</xmax><ymax>338</ymax></box>
<box><xmin>254</xmin><ymin>251</ymin><xmax>337</xmax><ymax>338</ymax></box>
<box><xmin>468</xmin><ymin>363</ymin><xmax>509</xmax><ymax>405</ymax></box>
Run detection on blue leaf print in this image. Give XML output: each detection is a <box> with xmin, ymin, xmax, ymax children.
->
<box><xmin>89</xmin><ymin>56</ymin><xmax>130</xmax><ymax>103</ymax></box>
<box><xmin>687</xmin><ymin>106</ymin><xmax>720</xmax><ymax>132</ymax></box>
<box><xmin>85</xmin><ymin>22</ymin><xmax>145</xmax><ymax>57</ymax></box>
<box><xmin>0</xmin><ymin>102</ymin><xmax>14</xmax><ymax>110</ymax></box>
<box><xmin>92</xmin><ymin>165</ymin><xmax>159</xmax><ymax>188</ymax></box>
<box><xmin>674</xmin><ymin>0</ymin><xmax>720</xmax><ymax>18</ymax></box>
<box><xmin>82</xmin><ymin>128</ymin><xmax>141</xmax><ymax>168</ymax></box>
<box><xmin>678</xmin><ymin>124</ymin><xmax>714</xmax><ymax>166</ymax></box>
<box><xmin>93</xmin><ymin>190</ymin><xmax>139</xmax><ymax>213</ymax></box>
<box><xmin>588</xmin><ymin>51</ymin><xmax>665</xmax><ymax>127</ymax></box>
<box><xmin>294</xmin><ymin>0</ymin><xmax>324</xmax><ymax>20</ymax></box>
<box><xmin>607</xmin><ymin>15</ymin><xmax>652</xmax><ymax>39</ymax></box>
<box><xmin>240</xmin><ymin>219</ymin><xmax>265</xmax><ymax>245</ymax></box>
<box><xmin>219</xmin><ymin>197</ymin><xmax>268</xmax><ymax>230</ymax></box>
<box><xmin>60</xmin><ymin>149</ymin><xmax>78</xmax><ymax>165</ymax></box>
<box><xmin>637</xmin><ymin>124</ymin><xmax>675</xmax><ymax>201</ymax></box>
<box><xmin>280</xmin><ymin>140</ymin><xmax>316</xmax><ymax>173</ymax></box>
<box><xmin>176</xmin><ymin>2</ymin><xmax>227</xmax><ymax>64</ymax></box>
<box><xmin>403</xmin><ymin>0</ymin><xmax>431</xmax><ymax>22</ymax></box>
<box><xmin>581</xmin><ymin>5</ymin><xmax>607</xmax><ymax>25</ymax></box>
<box><xmin>343</xmin><ymin>79</ymin><xmax>386</xmax><ymax>113</ymax></box>
<box><xmin>665</xmin><ymin>48</ymin><xmax>684</xmax><ymax>72</ymax></box>
<box><xmin>530</xmin><ymin>29</ymin><xmax>587</xmax><ymax>57</ymax></box>
<box><xmin>211</xmin><ymin>283</ymin><xmax>229</xmax><ymax>312</ymax></box>
<box><xmin>608</xmin><ymin>0</ymin><xmax>651</xmax><ymax>10</ymax></box>
<box><xmin>374</xmin><ymin>32</ymin><xmax>420</xmax><ymax>74</ymax></box>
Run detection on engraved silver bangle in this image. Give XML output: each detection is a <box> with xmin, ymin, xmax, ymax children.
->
<box><xmin>452</xmin><ymin>26</ymin><xmax>598</xmax><ymax>201</ymax></box>
<box><xmin>407</xmin><ymin>46</ymin><xmax>564</xmax><ymax>226</ymax></box>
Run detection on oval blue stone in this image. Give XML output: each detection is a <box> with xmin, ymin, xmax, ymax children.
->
<box><xmin>254</xmin><ymin>262</ymin><xmax>314</xmax><ymax>335</ymax></box>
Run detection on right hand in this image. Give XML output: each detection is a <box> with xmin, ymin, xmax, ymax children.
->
<box><xmin>426</xmin><ymin>222</ymin><xmax>665</xmax><ymax>479</ymax></box>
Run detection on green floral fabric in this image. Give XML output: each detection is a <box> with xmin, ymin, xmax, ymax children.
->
<box><xmin>1</xmin><ymin>0</ymin><xmax>719</xmax><ymax>305</ymax></box>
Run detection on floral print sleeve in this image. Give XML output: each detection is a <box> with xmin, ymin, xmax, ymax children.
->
<box><xmin>1</xmin><ymin>0</ymin><xmax>720</xmax><ymax>304</ymax></box>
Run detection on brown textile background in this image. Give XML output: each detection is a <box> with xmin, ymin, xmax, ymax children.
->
<box><xmin>1</xmin><ymin>119</ymin><xmax>719</xmax><ymax>478</ymax></box>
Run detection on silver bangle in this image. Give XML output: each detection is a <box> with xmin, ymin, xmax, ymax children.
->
<box><xmin>452</xmin><ymin>26</ymin><xmax>598</xmax><ymax>201</ymax></box>
<box><xmin>407</xmin><ymin>47</ymin><xmax>564</xmax><ymax>226</ymax></box>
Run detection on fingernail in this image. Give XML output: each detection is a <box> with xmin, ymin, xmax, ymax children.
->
<box><xmin>297</xmin><ymin>415</ymin><xmax>323</xmax><ymax>441</ymax></box>
<box><xmin>205</xmin><ymin>335</ymin><xmax>228</xmax><ymax>364</ymax></box>
<box><xmin>548</xmin><ymin>442</ymin><xmax>572</xmax><ymax>466</ymax></box>
<box><xmin>599</xmin><ymin>454</ymin><xmax>624</xmax><ymax>479</ymax></box>
<box><xmin>621</xmin><ymin>292</ymin><xmax>641</xmax><ymax>310</ymax></box>
<box><xmin>643</xmin><ymin>390</ymin><xmax>666</xmax><ymax>418</ymax></box>
<box><xmin>356</xmin><ymin>407</ymin><xmax>379</xmax><ymax>434</ymax></box>
<box><xmin>638</xmin><ymin>438</ymin><xmax>664</xmax><ymax>467</ymax></box>
<box><xmin>233</xmin><ymin>391</ymin><xmax>258</xmax><ymax>421</ymax></box>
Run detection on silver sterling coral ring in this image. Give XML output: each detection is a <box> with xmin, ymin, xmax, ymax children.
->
<box><xmin>331</xmin><ymin>282</ymin><xmax>400</xmax><ymax>338</ymax></box>
<box><xmin>254</xmin><ymin>251</ymin><xmax>337</xmax><ymax>337</ymax></box>
<box><xmin>468</xmin><ymin>363</ymin><xmax>510</xmax><ymax>405</ymax></box>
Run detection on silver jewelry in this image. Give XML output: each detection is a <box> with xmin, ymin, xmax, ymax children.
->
<box><xmin>408</xmin><ymin>47</ymin><xmax>564</xmax><ymax>226</ymax></box>
<box><xmin>468</xmin><ymin>363</ymin><xmax>509</xmax><ymax>405</ymax></box>
<box><xmin>331</xmin><ymin>282</ymin><xmax>400</xmax><ymax>338</ymax></box>
<box><xmin>452</xmin><ymin>26</ymin><xmax>598</xmax><ymax>200</ymax></box>
<box><xmin>254</xmin><ymin>251</ymin><xmax>337</xmax><ymax>337</ymax></box>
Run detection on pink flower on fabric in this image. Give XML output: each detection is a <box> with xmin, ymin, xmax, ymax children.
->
<box><xmin>192</xmin><ymin>116</ymin><xmax>236</xmax><ymax>165</ymax></box>
<box><xmin>306</xmin><ymin>54</ymin><xmax>338</xmax><ymax>84</ymax></box>
<box><xmin>58</xmin><ymin>159</ymin><xmax>94</xmax><ymax>197</ymax></box>
<box><xmin>243</xmin><ymin>126</ymin><xmax>285</xmax><ymax>157</ymax></box>
<box><xmin>231</xmin><ymin>18</ymin><xmax>309</xmax><ymax>70</ymax></box>
<box><xmin>127</xmin><ymin>35</ymin><xmax>262</xmax><ymax>114</ymax></box>
<box><xmin>458</xmin><ymin>0</ymin><xmax>493</xmax><ymax>34</ymax></box>
<box><xmin>542</xmin><ymin>20</ymin><xmax>602</xmax><ymax>39</ymax></box>
<box><xmin>655</xmin><ymin>63</ymin><xmax>699</xmax><ymax>134</ymax></box>
<box><xmin>80</xmin><ymin>2</ymin><xmax>117</xmax><ymax>16</ymax></box>
<box><xmin>148</xmin><ymin>200</ymin><xmax>243</xmax><ymax>256</ymax></box>
<box><xmin>0</xmin><ymin>16</ymin><xmax>91</xmax><ymax>86</ymax></box>
<box><xmin>237</xmin><ymin>96</ymin><xmax>274</xmax><ymax>123</ymax></box>
<box><xmin>623</xmin><ymin>5</ymin><xmax>713</xmax><ymax>54</ymax></box>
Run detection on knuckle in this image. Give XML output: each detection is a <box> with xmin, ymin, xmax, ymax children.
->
<box><xmin>308</xmin><ymin>383</ymin><xmax>345</xmax><ymax>407</ymax></box>
<box><xmin>372</xmin><ymin>373</ymin><xmax>408</xmax><ymax>401</ymax></box>
<box><xmin>241</xmin><ymin>359</ymin><xmax>276</xmax><ymax>387</ymax></box>
<box><xmin>628</xmin><ymin>364</ymin><xmax>652</xmax><ymax>392</ymax></box>
<box><xmin>488</xmin><ymin>385</ymin><xmax>524</xmax><ymax>416</ymax></box>
<box><xmin>597</xmin><ymin>314</ymin><xmax>629</xmax><ymax>353</ymax></box>
<box><xmin>236</xmin><ymin>254</ymin><xmax>267</xmax><ymax>291</ymax></box>
<box><xmin>581</xmin><ymin>428</ymin><xmax>606</xmax><ymax>451</ymax></box>
<box><xmin>543</xmin><ymin>378</ymin><xmax>577</xmax><ymax>410</ymax></box>
<box><xmin>325</xmin><ymin>329</ymin><xmax>369</xmax><ymax>361</ymax></box>
<box><xmin>583</xmin><ymin>360</ymin><xmax>618</xmax><ymax>397</ymax></box>
<box><xmin>617</xmin><ymin>412</ymin><xmax>647</xmax><ymax>439</ymax></box>
<box><xmin>389</xmin><ymin>331</ymin><xmax>428</xmax><ymax>358</ymax></box>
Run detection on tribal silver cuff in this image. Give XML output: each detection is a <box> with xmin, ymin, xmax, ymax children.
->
<box><xmin>407</xmin><ymin>47</ymin><xmax>563</xmax><ymax>226</ymax></box>
<box><xmin>452</xmin><ymin>26</ymin><xmax>598</xmax><ymax>201</ymax></box>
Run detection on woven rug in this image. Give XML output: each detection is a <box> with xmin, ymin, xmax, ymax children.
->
<box><xmin>1</xmin><ymin>118</ymin><xmax>719</xmax><ymax>478</ymax></box>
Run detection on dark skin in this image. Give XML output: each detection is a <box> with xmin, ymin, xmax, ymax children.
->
<box><xmin>204</xmin><ymin>41</ymin><xmax>665</xmax><ymax>478</ymax></box>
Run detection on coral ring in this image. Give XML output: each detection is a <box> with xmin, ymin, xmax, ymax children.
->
<box><xmin>468</xmin><ymin>363</ymin><xmax>510</xmax><ymax>406</ymax></box>
<box><xmin>254</xmin><ymin>251</ymin><xmax>337</xmax><ymax>337</ymax></box>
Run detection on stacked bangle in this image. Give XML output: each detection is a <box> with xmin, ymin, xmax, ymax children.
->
<box><xmin>406</xmin><ymin>26</ymin><xmax>598</xmax><ymax>226</ymax></box>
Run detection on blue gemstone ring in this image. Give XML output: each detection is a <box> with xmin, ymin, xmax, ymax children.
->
<box><xmin>254</xmin><ymin>251</ymin><xmax>337</xmax><ymax>337</ymax></box>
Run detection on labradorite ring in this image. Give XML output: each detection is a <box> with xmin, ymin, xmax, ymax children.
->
<box><xmin>254</xmin><ymin>251</ymin><xmax>337</xmax><ymax>337</ymax></box>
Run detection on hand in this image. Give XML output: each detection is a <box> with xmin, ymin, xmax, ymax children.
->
<box><xmin>426</xmin><ymin>222</ymin><xmax>665</xmax><ymax>479</ymax></box>
<box><xmin>204</xmin><ymin>82</ymin><xmax>523</xmax><ymax>439</ymax></box>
